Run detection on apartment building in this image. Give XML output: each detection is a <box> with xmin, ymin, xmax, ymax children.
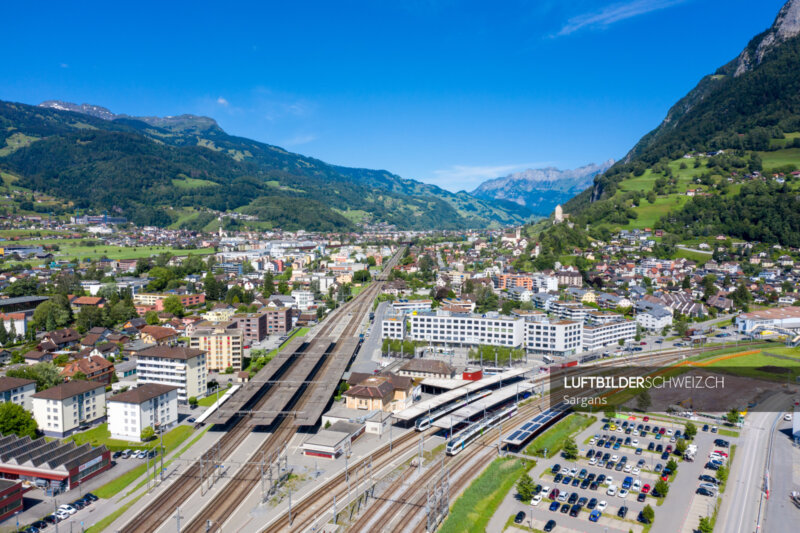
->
<box><xmin>32</xmin><ymin>381</ymin><xmax>107</xmax><ymax>438</ymax></box>
<box><xmin>549</xmin><ymin>301</ymin><xmax>590</xmax><ymax>322</ymax></box>
<box><xmin>189</xmin><ymin>321</ymin><xmax>243</xmax><ymax>372</ymax></box>
<box><xmin>381</xmin><ymin>313</ymin><xmax>406</xmax><ymax>340</ymax></box>
<box><xmin>493</xmin><ymin>274</ymin><xmax>558</xmax><ymax>293</ymax></box>
<box><xmin>524</xmin><ymin>318</ymin><xmax>583</xmax><ymax>357</ymax></box>
<box><xmin>232</xmin><ymin>312</ymin><xmax>267</xmax><ymax>342</ymax></box>
<box><xmin>636</xmin><ymin>307</ymin><xmax>673</xmax><ymax>331</ymax></box>
<box><xmin>0</xmin><ymin>377</ymin><xmax>36</xmax><ymax>411</ymax></box>
<box><xmin>133</xmin><ymin>293</ymin><xmax>206</xmax><ymax>308</ymax></box>
<box><xmin>108</xmin><ymin>384</ymin><xmax>179</xmax><ymax>441</ymax></box>
<box><xmin>408</xmin><ymin>310</ymin><xmax>524</xmax><ymax>347</ymax></box>
<box><xmin>136</xmin><ymin>345</ymin><xmax>207</xmax><ymax>403</ymax></box>
<box><xmin>291</xmin><ymin>290</ymin><xmax>314</xmax><ymax>311</ymax></box>
<box><xmin>583</xmin><ymin>319</ymin><xmax>637</xmax><ymax>352</ymax></box>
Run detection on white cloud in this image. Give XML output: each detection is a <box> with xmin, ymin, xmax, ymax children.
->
<box><xmin>216</xmin><ymin>97</ymin><xmax>229</xmax><ymax>106</ymax></box>
<box><xmin>557</xmin><ymin>0</ymin><xmax>687</xmax><ymax>36</ymax></box>
<box><xmin>430</xmin><ymin>163</ymin><xmax>551</xmax><ymax>192</ymax></box>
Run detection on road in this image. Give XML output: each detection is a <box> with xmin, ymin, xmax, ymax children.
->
<box><xmin>676</xmin><ymin>245</ymin><xmax>713</xmax><ymax>255</ymax></box>
<box><xmin>715</xmin><ymin>394</ymin><xmax>786</xmax><ymax>533</ymax></box>
<box><xmin>763</xmin><ymin>415</ymin><xmax>800</xmax><ymax>531</ymax></box>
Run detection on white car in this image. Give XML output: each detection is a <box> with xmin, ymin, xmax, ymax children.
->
<box><xmin>56</xmin><ymin>510</ymin><xmax>70</xmax><ymax>520</ymax></box>
<box><xmin>597</xmin><ymin>500</ymin><xmax>608</xmax><ymax>512</ymax></box>
<box><xmin>611</xmin><ymin>455</ymin><xmax>619</xmax><ymax>462</ymax></box>
<box><xmin>568</xmin><ymin>468</ymin><xmax>578</xmax><ymax>477</ymax></box>
<box><xmin>785</xmin><ymin>413</ymin><xmax>793</xmax><ymax>421</ymax></box>
<box><xmin>531</xmin><ymin>494</ymin><xmax>543</xmax><ymax>506</ymax></box>
<box><xmin>604</xmin><ymin>476</ymin><xmax>614</xmax><ymax>486</ymax></box>
<box><xmin>632</xmin><ymin>467</ymin><xmax>641</xmax><ymax>475</ymax></box>
<box><xmin>618</xmin><ymin>488</ymin><xmax>629</xmax><ymax>499</ymax></box>
<box><xmin>541</xmin><ymin>485</ymin><xmax>551</xmax><ymax>495</ymax></box>
<box><xmin>632</xmin><ymin>480</ymin><xmax>641</xmax><ymax>492</ymax></box>
<box><xmin>666</xmin><ymin>429</ymin><xmax>673</xmax><ymax>436</ymax></box>
<box><xmin>606</xmin><ymin>485</ymin><xmax>618</xmax><ymax>496</ymax></box>
<box><xmin>589</xmin><ymin>438</ymin><xmax>596</xmax><ymax>445</ymax></box>
<box><xmin>558</xmin><ymin>491</ymin><xmax>569</xmax><ymax>502</ymax></box>
<box><xmin>631</xmin><ymin>439</ymin><xmax>639</xmax><ymax>446</ymax></box>
<box><xmin>623</xmin><ymin>465</ymin><xmax>632</xmax><ymax>473</ymax></box>
<box><xmin>589</xmin><ymin>458</ymin><xmax>597</xmax><ymax>465</ymax></box>
<box><xmin>632</xmin><ymin>430</ymin><xmax>640</xmax><ymax>436</ymax></box>
<box><xmin>617</xmin><ymin>427</ymin><xmax>624</xmax><ymax>433</ymax></box>
<box><xmin>59</xmin><ymin>504</ymin><xmax>77</xmax><ymax>515</ymax></box>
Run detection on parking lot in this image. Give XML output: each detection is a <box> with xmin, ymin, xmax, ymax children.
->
<box><xmin>498</xmin><ymin>412</ymin><xmax>737</xmax><ymax>533</ymax></box>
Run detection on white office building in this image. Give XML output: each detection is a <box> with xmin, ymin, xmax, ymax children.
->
<box><xmin>108</xmin><ymin>384</ymin><xmax>179</xmax><ymax>441</ymax></box>
<box><xmin>549</xmin><ymin>301</ymin><xmax>591</xmax><ymax>322</ymax></box>
<box><xmin>381</xmin><ymin>313</ymin><xmax>406</xmax><ymax>340</ymax></box>
<box><xmin>583</xmin><ymin>320</ymin><xmax>637</xmax><ymax>352</ymax></box>
<box><xmin>408</xmin><ymin>311</ymin><xmax>524</xmax><ymax>347</ymax></box>
<box><xmin>524</xmin><ymin>318</ymin><xmax>583</xmax><ymax>357</ymax></box>
<box><xmin>392</xmin><ymin>300</ymin><xmax>433</xmax><ymax>314</ymax></box>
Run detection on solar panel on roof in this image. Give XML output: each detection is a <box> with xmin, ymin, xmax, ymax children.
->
<box><xmin>533</xmin><ymin>415</ymin><xmax>543</xmax><ymax>422</ymax></box>
<box><xmin>508</xmin><ymin>431</ymin><xmax>522</xmax><ymax>440</ymax></box>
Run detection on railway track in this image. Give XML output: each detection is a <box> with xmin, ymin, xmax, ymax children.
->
<box><xmin>117</xmin><ymin>248</ymin><xmax>405</xmax><ymax>533</ymax></box>
<box><xmin>343</xmin><ymin>343</ymin><xmax>766</xmax><ymax>533</ymax></box>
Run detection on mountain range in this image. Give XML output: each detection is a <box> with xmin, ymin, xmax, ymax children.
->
<box><xmin>0</xmin><ymin>100</ymin><xmax>531</xmax><ymax>231</ymax></box>
<box><xmin>556</xmin><ymin>0</ymin><xmax>800</xmax><ymax>247</ymax></box>
<box><xmin>471</xmin><ymin>160</ymin><xmax>614</xmax><ymax>217</ymax></box>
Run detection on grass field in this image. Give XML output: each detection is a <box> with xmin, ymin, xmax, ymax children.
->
<box><xmin>171</xmin><ymin>177</ymin><xmax>219</xmax><ymax>189</ymax></box>
<box><xmin>758</xmin><ymin>147</ymin><xmax>800</xmax><ymax>169</ymax></box>
<box><xmin>703</xmin><ymin>348</ymin><xmax>800</xmax><ymax>382</ymax></box>
<box><xmin>439</xmin><ymin>457</ymin><xmax>534</xmax><ymax>533</ymax></box>
<box><xmin>68</xmin><ymin>423</ymin><xmax>195</xmax><ymax>452</ymax></box>
<box><xmin>198</xmin><ymin>384</ymin><xmax>233</xmax><ymax>406</ymax></box>
<box><xmin>675</xmin><ymin>248</ymin><xmax>713</xmax><ymax>265</ymax></box>
<box><xmin>625</xmin><ymin>196</ymin><xmax>689</xmax><ymax>230</ymax></box>
<box><xmin>524</xmin><ymin>413</ymin><xmax>595</xmax><ymax>457</ymax></box>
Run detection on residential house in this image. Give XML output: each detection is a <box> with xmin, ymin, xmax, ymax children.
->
<box><xmin>108</xmin><ymin>384</ymin><xmax>179</xmax><ymax>441</ymax></box>
<box><xmin>139</xmin><ymin>325</ymin><xmax>179</xmax><ymax>346</ymax></box>
<box><xmin>136</xmin><ymin>345</ymin><xmax>207</xmax><ymax>403</ymax></box>
<box><xmin>61</xmin><ymin>355</ymin><xmax>115</xmax><ymax>385</ymax></box>
<box><xmin>32</xmin><ymin>381</ymin><xmax>107</xmax><ymax>438</ymax></box>
<box><xmin>0</xmin><ymin>376</ymin><xmax>36</xmax><ymax>410</ymax></box>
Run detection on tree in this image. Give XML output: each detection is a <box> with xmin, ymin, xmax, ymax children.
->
<box><xmin>188</xmin><ymin>396</ymin><xmax>198</xmax><ymax>408</ymax></box>
<box><xmin>162</xmin><ymin>295</ymin><xmax>185</xmax><ymax>317</ymax></box>
<box><xmin>636</xmin><ymin>389</ymin><xmax>652</xmax><ymax>412</ymax></box>
<box><xmin>145</xmin><ymin>311</ymin><xmax>160</xmax><ymax>325</ymax></box>
<box><xmin>0</xmin><ymin>320</ymin><xmax>8</xmax><ymax>346</ymax></box>
<box><xmin>353</xmin><ymin>270</ymin><xmax>371</xmax><ymax>283</ymax></box>
<box><xmin>641</xmin><ymin>504</ymin><xmax>655</xmax><ymax>524</ymax></box>
<box><xmin>0</xmin><ymin>402</ymin><xmax>37</xmax><ymax>439</ymax></box>
<box><xmin>682</xmin><ymin>275</ymin><xmax>691</xmax><ymax>290</ymax></box>
<box><xmin>7</xmin><ymin>363</ymin><xmax>63</xmax><ymax>391</ymax></box>
<box><xmin>726</xmin><ymin>408</ymin><xmax>740</xmax><ymax>425</ymax></box>
<box><xmin>654</xmin><ymin>480</ymin><xmax>670</xmax><ymax>497</ymax></box>
<box><xmin>698</xmin><ymin>517</ymin><xmax>714</xmax><ymax>533</ymax></box>
<box><xmin>262</xmin><ymin>272</ymin><xmax>275</xmax><ymax>297</ymax></box>
<box><xmin>516</xmin><ymin>473</ymin><xmax>535</xmax><ymax>502</ymax></box>
<box><xmin>684</xmin><ymin>422</ymin><xmax>697</xmax><ymax>440</ymax></box>
<box><xmin>666</xmin><ymin>459</ymin><xmax>678</xmax><ymax>473</ymax></box>
<box><xmin>140</xmin><ymin>426</ymin><xmax>155</xmax><ymax>442</ymax></box>
<box><xmin>562</xmin><ymin>437</ymin><xmax>579</xmax><ymax>460</ymax></box>
<box><xmin>675</xmin><ymin>439</ymin><xmax>687</xmax><ymax>455</ymax></box>
<box><xmin>278</xmin><ymin>281</ymin><xmax>290</xmax><ymax>295</ymax></box>
<box><xmin>71</xmin><ymin>371</ymin><xmax>88</xmax><ymax>381</ymax></box>
<box><xmin>76</xmin><ymin>306</ymin><xmax>104</xmax><ymax>333</ymax></box>
<box><xmin>716</xmin><ymin>465</ymin><xmax>729</xmax><ymax>484</ymax></box>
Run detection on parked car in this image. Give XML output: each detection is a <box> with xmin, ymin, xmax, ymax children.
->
<box><xmin>618</xmin><ymin>506</ymin><xmax>628</xmax><ymax>518</ymax></box>
<box><xmin>532</xmin><ymin>494</ymin><xmax>542</xmax><ymax>506</ymax></box>
<box><xmin>549</xmin><ymin>501</ymin><xmax>560</xmax><ymax>512</ymax></box>
<box><xmin>544</xmin><ymin>519</ymin><xmax>556</xmax><ymax>532</ymax></box>
<box><xmin>697</xmin><ymin>487</ymin><xmax>716</xmax><ymax>496</ymax></box>
<box><xmin>514</xmin><ymin>511</ymin><xmax>526</xmax><ymax>524</ymax></box>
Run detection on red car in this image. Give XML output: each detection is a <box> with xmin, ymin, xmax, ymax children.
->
<box><xmin>550</xmin><ymin>488</ymin><xmax>560</xmax><ymax>499</ymax></box>
<box><xmin>714</xmin><ymin>450</ymin><xmax>729</xmax><ymax>457</ymax></box>
<box><xmin>659</xmin><ymin>428</ymin><xmax>666</xmax><ymax>435</ymax></box>
<box><xmin>640</xmin><ymin>341</ymin><xmax>647</xmax><ymax>345</ymax></box>
<box><xmin>666</xmin><ymin>445</ymin><xmax>673</xmax><ymax>453</ymax></box>
<box><xmin>641</xmin><ymin>484</ymin><xmax>651</xmax><ymax>494</ymax></box>
<box><xmin>661</xmin><ymin>474</ymin><xmax>669</xmax><ymax>481</ymax></box>
<box><xmin>643</xmin><ymin>416</ymin><xmax>650</xmax><ymax>422</ymax></box>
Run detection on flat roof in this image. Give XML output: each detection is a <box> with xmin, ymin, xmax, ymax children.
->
<box><xmin>420</xmin><ymin>378</ymin><xmax>470</xmax><ymax>390</ymax></box>
<box><xmin>394</xmin><ymin>367</ymin><xmax>531</xmax><ymax>421</ymax></box>
<box><xmin>502</xmin><ymin>402</ymin><xmax>571</xmax><ymax>446</ymax></box>
<box><xmin>432</xmin><ymin>382</ymin><xmax>535</xmax><ymax>429</ymax></box>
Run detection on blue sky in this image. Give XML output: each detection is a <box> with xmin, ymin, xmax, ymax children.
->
<box><xmin>0</xmin><ymin>0</ymin><xmax>788</xmax><ymax>191</ymax></box>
